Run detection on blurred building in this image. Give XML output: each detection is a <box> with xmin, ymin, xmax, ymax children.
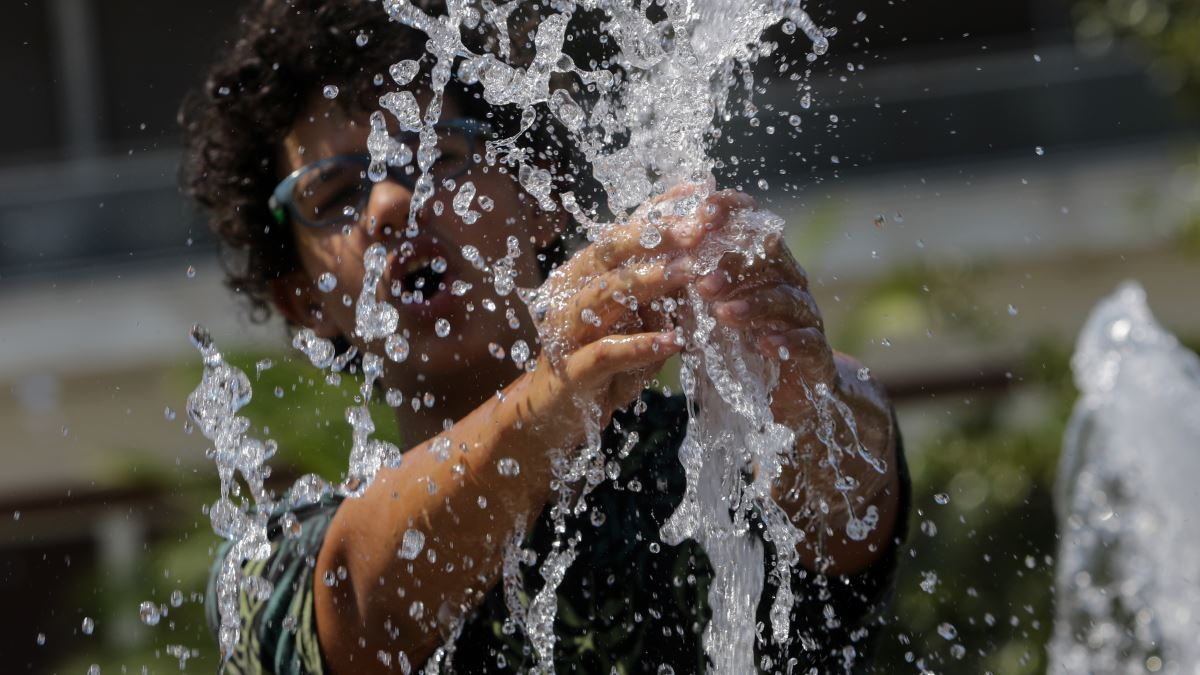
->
<box><xmin>0</xmin><ymin>0</ymin><xmax>1196</xmax><ymax>671</ymax></box>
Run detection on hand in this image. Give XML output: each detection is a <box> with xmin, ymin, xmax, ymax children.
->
<box><xmin>690</xmin><ymin>219</ymin><xmax>840</xmax><ymax>427</ymax></box>
<box><xmin>516</xmin><ymin>184</ymin><xmax>753</xmax><ymax>446</ymax></box>
<box><xmin>691</xmin><ymin>211</ymin><xmax>901</xmax><ymax>572</ymax></box>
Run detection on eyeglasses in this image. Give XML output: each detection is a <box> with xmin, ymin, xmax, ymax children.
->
<box><xmin>268</xmin><ymin>118</ymin><xmax>491</xmax><ymax>228</ymax></box>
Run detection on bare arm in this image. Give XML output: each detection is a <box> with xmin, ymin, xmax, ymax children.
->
<box><xmin>313</xmin><ymin>188</ymin><xmax>750</xmax><ymax>675</ymax></box>
<box><xmin>691</xmin><ymin>224</ymin><xmax>903</xmax><ymax>577</ymax></box>
<box><xmin>772</xmin><ymin>352</ymin><xmax>901</xmax><ymax>577</ymax></box>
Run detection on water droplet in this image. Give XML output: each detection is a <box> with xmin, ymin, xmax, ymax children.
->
<box><xmin>389</xmin><ymin>60</ymin><xmax>419</xmax><ymax>85</ymax></box>
<box><xmin>318</xmin><ymin>272</ymin><xmax>338</xmax><ymax>293</ymax></box>
<box><xmin>431</xmin><ymin>257</ymin><xmax>448</xmax><ymax>274</ymax></box>
<box><xmin>496</xmin><ymin>458</ymin><xmax>521</xmax><ymax>477</ymax></box>
<box><xmin>856</xmin><ymin>11</ymin><xmax>867</xmax><ymax>21</ymax></box>
<box><xmin>934</xmin><ymin>492</ymin><xmax>950</xmax><ymax>505</ymax></box>
<box><xmin>639</xmin><ymin>223</ymin><xmax>663</xmax><ymax>249</ymax></box>
<box><xmin>453</xmin><ymin>181</ymin><xmax>476</xmax><ymax>217</ymax></box>
<box><xmin>856</xmin><ymin>367</ymin><xmax>871</xmax><ymax>381</ymax></box>
<box><xmin>170</xmin><ymin>590</ymin><xmax>184</xmax><ymax>607</ymax></box>
<box><xmin>788</xmin><ymin>114</ymin><xmax>801</xmax><ymax>127</ymax></box>
<box><xmin>139</xmin><ymin>601</ymin><xmax>161</xmax><ymax>626</ymax></box>
<box><xmin>781</xmin><ymin>20</ymin><xmax>796</xmax><ymax>35</ymax></box>
<box><xmin>488</xmin><ymin>342</ymin><xmax>506</xmax><ymax>359</ymax></box>
<box><xmin>323</xmin><ymin>85</ymin><xmax>339</xmax><ymax>99</ymax></box>
<box><xmin>35</xmin><ymin>633</ymin><xmax>45</xmax><ymax>646</ymax></box>
<box><xmin>186</xmin><ymin>265</ymin><xmax>196</xmax><ymax>279</ymax></box>
<box><xmin>81</xmin><ymin>617</ymin><xmax>94</xmax><ymax>635</ymax></box>
<box><xmin>435</xmin><ymin>318</ymin><xmax>451</xmax><ymax>338</ymax></box>
<box><xmin>88</xmin><ymin>665</ymin><xmax>100</xmax><ymax>675</ymax></box>
<box><xmin>510</xmin><ymin>340</ymin><xmax>530</xmax><ymax>367</ymax></box>
<box><xmin>920</xmin><ymin>570</ymin><xmax>939</xmax><ymax>593</ymax></box>
<box><xmin>398</xmin><ymin>529</ymin><xmax>425</xmax><ymax>560</ymax></box>
<box><xmin>1007</xmin><ymin>304</ymin><xmax>1019</xmax><ymax>316</ymax></box>
<box><xmin>356</xmin><ymin>33</ymin><xmax>369</xmax><ymax>47</ymax></box>
<box><xmin>1035</xmin><ymin>146</ymin><xmax>1045</xmax><ymax>156</ymax></box>
<box><xmin>385</xmin><ymin>334</ymin><xmax>410</xmax><ymax>362</ymax></box>
<box><xmin>937</xmin><ymin>622</ymin><xmax>958</xmax><ymax>640</ymax></box>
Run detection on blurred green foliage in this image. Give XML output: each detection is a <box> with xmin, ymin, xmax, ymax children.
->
<box><xmin>1073</xmin><ymin>0</ymin><xmax>1200</xmax><ymax>111</ymax></box>
<box><xmin>59</xmin><ymin>352</ymin><xmax>402</xmax><ymax>675</ymax></box>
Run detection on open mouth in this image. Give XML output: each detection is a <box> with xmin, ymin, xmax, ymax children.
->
<box><xmin>392</xmin><ymin>252</ymin><xmax>451</xmax><ymax>303</ymax></box>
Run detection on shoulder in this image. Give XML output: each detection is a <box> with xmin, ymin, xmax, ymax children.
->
<box><xmin>204</xmin><ymin>495</ymin><xmax>343</xmax><ymax>675</ymax></box>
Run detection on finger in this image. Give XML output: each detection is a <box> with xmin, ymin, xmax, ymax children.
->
<box><xmin>759</xmin><ymin>327</ymin><xmax>838</xmax><ymax>386</ymax></box>
<box><xmin>713</xmin><ymin>286</ymin><xmax>823</xmax><ymax>332</ymax></box>
<box><xmin>562</xmin><ymin>256</ymin><xmax>693</xmax><ymax>342</ymax></box>
<box><xmin>578</xmin><ymin>189</ymin><xmax>756</xmax><ymax>276</ymax></box>
<box><xmin>564</xmin><ymin>331</ymin><xmax>683</xmax><ymax>388</ymax></box>
<box><xmin>696</xmin><ymin>236</ymin><xmax>807</xmax><ymax>300</ymax></box>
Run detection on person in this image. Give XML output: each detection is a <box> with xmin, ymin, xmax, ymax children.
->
<box><xmin>181</xmin><ymin>1</ymin><xmax>910</xmax><ymax>673</ymax></box>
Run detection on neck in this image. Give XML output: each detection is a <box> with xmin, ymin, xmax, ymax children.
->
<box><xmin>389</xmin><ymin>358</ymin><xmax>521</xmax><ymax>448</ymax></box>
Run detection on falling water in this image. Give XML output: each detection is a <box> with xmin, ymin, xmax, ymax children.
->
<box><xmin>1050</xmin><ymin>282</ymin><xmax>1200</xmax><ymax>673</ymax></box>
<box><xmin>191</xmin><ymin>0</ymin><xmax>890</xmax><ymax>670</ymax></box>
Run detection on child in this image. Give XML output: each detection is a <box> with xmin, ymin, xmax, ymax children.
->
<box><xmin>181</xmin><ymin>1</ymin><xmax>908</xmax><ymax>672</ymax></box>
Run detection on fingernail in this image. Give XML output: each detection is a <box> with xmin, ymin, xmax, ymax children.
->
<box><xmin>762</xmin><ymin>334</ymin><xmax>786</xmax><ymax>348</ymax></box>
<box><xmin>672</xmin><ymin>220</ymin><xmax>697</xmax><ymax>241</ymax></box>
<box><xmin>698</xmin><ymin>272</ymin><xmax>727</xmax><ymax>295</ymax></box>
<box><xmin>718</xmin><ymin>300</ymin><xmax>750</xmax><ymax>319</ymax></box>
<box><xmin>667</xmin><ymin>256</ymin><xmax>693</xmax><ymax>277</ymax></box>
<box><xmin>655</xmin><ymin>332</ymin><xmax>681</xmax><ymax>350</ymax></box>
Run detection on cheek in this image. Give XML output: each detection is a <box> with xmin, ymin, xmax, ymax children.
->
<box><xmin>456</xmin><ymin>174</ymin><xmax>558</xmax><ymax>257</ymax></box>
<box><xmin>296</xmin><ymin>230</ymin><xmax>369</xmax><ymax>298</ymax></box>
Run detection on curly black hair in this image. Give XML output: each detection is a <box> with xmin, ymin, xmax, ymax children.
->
<box><xmin>179</xmin><ymin>0</ymin><xmax>570</xmax><ymax>322</ymax></box>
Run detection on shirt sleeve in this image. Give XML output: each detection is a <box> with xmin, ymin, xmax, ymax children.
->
<box><xmin>755</xmin><ymin>416</ymin><xmax>912</xmax><ymax>674</ymax></box>
<box><xmin>204</xmin><ymin>497</ymin><xmax>341</xmax><ymax>675</ymax></box>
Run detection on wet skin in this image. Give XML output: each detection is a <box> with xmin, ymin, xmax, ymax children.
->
<box><xmin>271</xmin><ymin>95</ymin><xmax>900</xmax><ymax>675</ymax></box>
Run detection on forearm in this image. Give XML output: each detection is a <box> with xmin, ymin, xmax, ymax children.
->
<box><xmin>315</xmin><ymin>372</ymin><xmax>575</xmax><ymax>674</ymax></box>
<box><xmin>773</xmin><ymin>352</ymin><xmax>901</xmax><ymax>577</ymax></box>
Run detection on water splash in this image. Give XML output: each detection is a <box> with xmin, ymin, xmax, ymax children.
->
<box><xmin>193</xmin><ymin>0</ymin><xmax>880</xmax><ymax>669</ymax></box>
<box><xmin>1050</xmin><ymin>282</ymin><xmax>1200</xmax><ymax>673</ymax></box>
<box><xmin>364</xmin><ymin>1</ymin><xmax>883</xmax><ymax>672</ymax></box>
<box><xmin>184</xmin><ymin>325</ymin><xmax>276</xmax><ymax>660</ymax></box>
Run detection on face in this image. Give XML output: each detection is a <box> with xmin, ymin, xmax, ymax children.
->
<box><xmin>275</xmin><ymin>93</ymin><xmax>559</xmax><ymax>396</ymax></box>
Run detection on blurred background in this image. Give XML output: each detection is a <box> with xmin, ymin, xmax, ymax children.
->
<box><xmin>1</xmin><ymin>0</ymin><xmax>1197</xmax><ymax>673</ymax></box>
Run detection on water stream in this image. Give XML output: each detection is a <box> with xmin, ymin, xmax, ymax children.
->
<box><xmin>188</xmin><ymin>1</ymin><xmax>891</xmax><ymax>671</ymax></box>
<box><xmin>1050</xmin><ymin>282</ymin><xmax>1200</xmax><ymax>673</ymax></box>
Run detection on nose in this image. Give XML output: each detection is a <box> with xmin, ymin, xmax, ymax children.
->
<box><xmin>361</xmin><ymin>175</ymin><xmax>416</xmax><ymax>242</ymax></box>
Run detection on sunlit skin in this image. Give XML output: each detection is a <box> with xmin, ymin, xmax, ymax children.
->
<box><xmin>271</xmin><ymin>93</ymin><xmax>900</xmax><ymax>675</ymax></box>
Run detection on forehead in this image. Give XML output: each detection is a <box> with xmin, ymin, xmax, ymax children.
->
<box><xmin>279</xmin><ymin>90</ymin><xmax>466</xmax><ymax>176</ymax></box>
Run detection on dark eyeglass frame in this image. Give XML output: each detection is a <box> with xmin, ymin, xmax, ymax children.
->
<box><xmin>268</xmin><ymin>118</ymin><xmax>491</xmax><ymax>228</ymax></box>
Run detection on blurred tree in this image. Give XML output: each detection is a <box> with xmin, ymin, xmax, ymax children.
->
<box><xmin>1073</xmin><ymin>0</ymin><xmax>1200</xmax><ymax>110</ymax></box>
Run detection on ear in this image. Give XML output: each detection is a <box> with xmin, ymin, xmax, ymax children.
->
<box><xmin>269</xmin><ymin>271</ymin><xmax>341</xmax><ymax>339</ymax></box>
